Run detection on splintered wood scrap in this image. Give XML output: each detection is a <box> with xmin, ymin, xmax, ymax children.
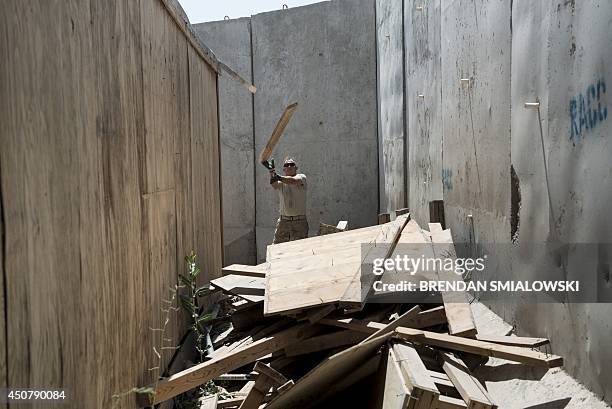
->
<box><xmin>235</xmin><ymin>381</ymin><xmax>256</xmax><ymax>396</ymax></box>
<box><xmin>392</xmin><ymin>327</ymin><xmax>563</xmax><ymax>368</ymax></box>
<box><xmin>392</xmin><ymin>341</ymin><xmax>441</xmax><ymax>408</ymax></box>
<box><xmin>428</xmin><ymin>223</ymin><xmax>443</xmax><ymax>233</ymax></box>
<box><xmin>360</xmin><ymin>305</ymin><xmax>421</xmax><ymax>344</ymax></box>
<box><xmin>198</xmin><ymin>394</ymin><xmax>218</xmax><ymax>409</ymax></box>
<box><xmin>239</xmin><ymin>362</ymin><xmax>287</xmax><ymax>409</ymax></box>
<box><xmin>217</xmin><ymin>396</ymin><xmax>245</xmax><ymax>408</ymax></box>
<box><xmin>439</xmin><ymin>352</ymin><xmax>497</xmax><ymax>409</ymax></box>
<box><xmin>381</xmin><ymin>347</ymin><xmax>411</xmax><ymax>408</ymax></box>
<box><xmin>438</xmin><ymin>395</ymin><xmax>468</xmax><ymax>409</ymax></box>
<box><xmin>318</xmin><ymin>222</ymin><xmax>344</xmax><ymax>236</ymax></box>
<box><xmin>222</xmin><ymin>263</ymin><xmax>267</xmax><ymax>278</ymax></box>
<box><xmin>276</xmin><ymin>380</ymin><xmax>295</xmax><ymax>396</ymax></box>
<box><xmin>136</xmin><ymin>323</ymin><xmax>313</xmax><ymax>406</ymax></box>
<box><xmin>427</xmin><ymin>228</ymin><xmax>477</xmax><ymax>337</ymax></box>
<box><xmin>210</xmin><ymin>275</ymin><xmax>265</xmax><ymax>304</ymax></box>
<box><xmin>411</xmin><ymin>306</ymin><xmax>447</xmax><ymax>329</ymax></box>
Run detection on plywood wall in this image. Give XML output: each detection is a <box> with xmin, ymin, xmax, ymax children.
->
<box><xmin>0</xmin><ymin>0</ymin><xmax>222</xmax><ymax>407</ymax></box>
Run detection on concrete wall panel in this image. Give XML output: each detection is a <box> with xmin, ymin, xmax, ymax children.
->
<box><xmin>194</xmin><ymin>19</ymin><xmax>257</xmax><ymax>265</ymax></box>
<box><xmin>405</xmin><ymin>0</ymin><xmax>444</xmax><ymax>226</ymax></box>
<box><xmin>252</xmin><ymin>0</ymin><xmax>378</xmax><ymax>260</ymax></box>
<box><xmin>510</xmin><ymin>0</ymin><xmax>612</xmax><ymax>401</ymax></box>
<box><xmin>440</xmin><ymin>0</ymin><xmax>511</xmax><ymax>244</ymax></box>
<box><xmin>376</xmin><ymin>0</ymin><xmax>406</xmax><ymax>213</ymax></box>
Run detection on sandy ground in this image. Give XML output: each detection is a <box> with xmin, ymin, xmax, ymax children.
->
<box><xmin>470</xmin><ymin>301</ymin><xmax>611</xmax><ymax>409</ymax></box>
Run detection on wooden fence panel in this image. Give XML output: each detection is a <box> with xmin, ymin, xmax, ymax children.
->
<box><xmin>0</xmin><ymin>0</ymin><xmax>222</xmax><ymax>407</ymax></box>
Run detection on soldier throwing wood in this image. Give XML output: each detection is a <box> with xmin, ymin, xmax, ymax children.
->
<box><xmin>268</xmin><ymin>157</ymin><xmax>308</xmax><ymax>244</ymax></box>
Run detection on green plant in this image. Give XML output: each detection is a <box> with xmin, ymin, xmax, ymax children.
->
<box><xmin>175</xmin><ymin>252</ymin><xmax>229</xmax><ymax>406</ymax></box>
<box><xmin>179</xmin><ymin>252</ymin><xmax>213</xmax><ymax>362</ymax></box>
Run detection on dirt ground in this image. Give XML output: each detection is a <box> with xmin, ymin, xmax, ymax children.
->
<box><xmin>470</xmin><ymin>302</ymin><xmax>611</xmax><ymax>409</ymax></box>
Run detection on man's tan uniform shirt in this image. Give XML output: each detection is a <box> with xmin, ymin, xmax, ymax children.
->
<box><xmin>278</xmin><ymin>174</ymin><xmax>307</xmax><ymax>216</ymax></box>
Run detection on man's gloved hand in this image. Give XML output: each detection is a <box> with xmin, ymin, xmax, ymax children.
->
<box><xmin>262</xmin><ymin>158</ymin><xmax>275</xmax><ymax>171</ymax></box>
<box><xmin>269</xmin><ymin>172</ymin><xmax>282</xmax><ymax>184</ymax></box>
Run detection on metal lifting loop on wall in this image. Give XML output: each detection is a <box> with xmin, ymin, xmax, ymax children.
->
<box><xmin>224</xmin><ymin>15</ymin><xmax>229</xmax><ymax>20</ymax></box>
<box><xmin>282</xmin><ymin>4</ymin><xmax>289</xmax><ymax>10</ymax></box>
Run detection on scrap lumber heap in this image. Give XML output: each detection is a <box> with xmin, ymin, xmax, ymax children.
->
<box><xmin>138</xmin><ymin>214</ymin><xmax>563</xmax><ymax>408</ymax></box>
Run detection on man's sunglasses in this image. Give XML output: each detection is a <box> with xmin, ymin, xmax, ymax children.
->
<box><xmin>283</xmin><ymin>163</ymin><xmax>296</xmax><ymax>168</ymax></box>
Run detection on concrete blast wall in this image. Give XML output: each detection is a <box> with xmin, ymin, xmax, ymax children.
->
<box><xmin>376</xmin><ymin>0</ymin><xmax>407</xmax><ymax>213</ymax></box>
<box><xmin>193</xmin><ymin>19</ymin><xmax>257</xmax><ymax>265</ymax></box>
<box><xmin>196</xmin><ymin>0</ymin><xmax>379</xmax><ymax>262</ymax></box>
<box><xmin>507</xmin><ymin>0</ymin><xmax>612</xmax><ymax>401</ymax></box>
<box><xmin>406</xmin><ymin>0</ymin><xmax>444</xmax><ymax>225</ymax></box>
<box><xmin>378</xmin><ymin>0</ymin><xmax>612</xmax><ymax>402</ymax></box>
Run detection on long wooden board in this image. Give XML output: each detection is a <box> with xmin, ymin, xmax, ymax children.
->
<box><xmin>474</xmin><ymin>334</ymin><xmax>549</xmax><ymax>348</ymax></box>
<box><xmin>382</xmin><ymin>347</ymin><xmax>411</xmax><ymax>409</ymax></box>
<box><xmin>258</xmin><ymin>102</ymin><xmax>298</xmax><ymax>164</ymax></box>
<box><xmin>440</xmin><ymin>352</ymin><xmax>496</xmax><ymax>409</ymax></box>
<box><xmin>393</xmin><ymin>342</ymin><xmax>440</xmax><ymax>409</ymax></box>
<box><xmin>318</xmin><ymin>306</ymin><xmax>446</xmax><ymax>334</ymax></box>
<box><xmin>210</xmin><ymin>274</ymin><xmax>265</xmax><ymax>303</ymax></box>
<box><xmin>264</xmin><ymin>216</ymin><xmax>409</xmax><ymax>316</ymax></box>
<box><xmin>265</xmin><ymin>333</ymin><xmax>393</xmax><ymax>409</ymax></box>
<box><xmin>393</xmin><ymin>327</ymin><xmax>563</xmax><ymax>368</ymax></box>
<box><xmin>361</xmin><ymin>305</ymin><xmax>421</xmax><ymax>344</ymax></box>
<box><xmin>138</xmin><ymin>323</ymin><xmax>312</xmax><ymax>406</ymax></box>
<box><xmin>222</xmin><ymin>263</ymin><xmax>267</xmax><ymax>278</ymax></box>
<box><xmin>428</xmin><ymin>229</ymin><xmax>477</xmax><ymax>337</ymax></box>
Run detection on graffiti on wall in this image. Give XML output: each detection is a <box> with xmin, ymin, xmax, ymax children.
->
<box><xmin>570</xmin><ymin>78</ymin><xmax>607</xmax><ymax>142</ymax></box>
<box><xmin>442</xmin><ymin>168</ymin><xmax>453</xmax><ymax>191</ymax></box>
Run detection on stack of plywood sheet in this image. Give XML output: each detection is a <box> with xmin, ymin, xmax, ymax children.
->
<box><xmin>137</xmin><ymin>216</ymin><xmax>563</xmax><ymax>409</ymax></box>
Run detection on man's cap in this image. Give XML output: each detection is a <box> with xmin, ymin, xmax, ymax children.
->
<box><xmin>283</xmin><ymin>157</ymin><xmax>296</xmax><ymax>165</ymax></box>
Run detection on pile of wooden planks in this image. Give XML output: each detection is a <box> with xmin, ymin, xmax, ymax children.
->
<box><xmin>137</xmin><ymin>216</ymin><xmax>563</xmax><ymax>408</ymax></box>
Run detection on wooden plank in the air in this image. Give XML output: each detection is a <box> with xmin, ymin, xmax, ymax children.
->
<box><xmin>258</xmin><ymin>102</ymin><xmax>298</xmax><ymax>164</ymax></box>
